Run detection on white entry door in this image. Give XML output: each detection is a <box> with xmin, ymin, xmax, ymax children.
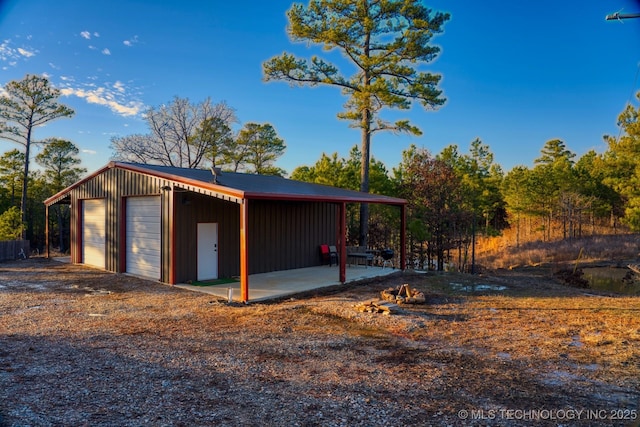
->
<box><xmin>197</xmin><ymin>223</ymin><xmax>218</xmax><ymax>281</ymax></box>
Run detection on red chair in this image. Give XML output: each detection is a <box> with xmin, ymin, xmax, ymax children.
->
<box><xmin>319</xmin><ymin>244</ymin><xmax>330</xmax><ymax>265</ymax></box>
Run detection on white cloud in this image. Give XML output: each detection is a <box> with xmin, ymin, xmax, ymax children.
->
<box><xmin>59</xmin><ymin>82</ymin><xmax>145</xmax><ymax>117</ymax></box>
<box><xmin>101</xmin><ymin>48</ymin><xmax>111</xmax><ymax>55</ymax></box>
<box><xmin>123</xmin><ymin>35</ymin><xmax>139</xmax><ymax>47</ymax></box>
<box><xmin>17</xmin><ymin>47</ymin><xmax>35</xmax><ymax>58</ymax></box>
<box><xmin>82</xmin><ymin>149</ymin><xmax>97</xmax><ymax>155</ymax></box>
<box><xmin>0</xmin><ymin>40</ymin><xmax>12</xmax><ymax>59</ymax></box>
<box><xmin>113</xmin><ymin>81</ymin><xmax>125</xmax><ymax>93</ymax></box>
<box><xmin>80</xmin><ymin>31</ymin><xmax>91</xmax><ymax>39</ymax></box>
<box><xmin>0</xmin><ymin>39</ymin><xmax>37</xmax><ymax>64</ymax></box>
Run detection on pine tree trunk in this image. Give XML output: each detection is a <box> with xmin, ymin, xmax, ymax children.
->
<box><xmin>359</xmin><ymin>108</ymin><xmax>371</xmax><ymax>247</ymax></box>
<box><xmin>20</xmin><ymin>127</ymin><xmax>32</xmax><ymax>240</ymax></box>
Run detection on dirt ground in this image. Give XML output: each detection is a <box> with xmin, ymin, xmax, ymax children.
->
<box><xmin>1</xmin><ymin>258</ymin><xmax>639</xmax><ymax>426</ymax></box>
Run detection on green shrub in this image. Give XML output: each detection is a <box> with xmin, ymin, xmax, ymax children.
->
<box><xmin>0</xmin><ymin>207</ymin><xmax>25</xmax><ymax>240</ymax></box>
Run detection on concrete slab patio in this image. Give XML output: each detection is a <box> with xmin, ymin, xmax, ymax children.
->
<box><xmin>51</xmin><ymin>256</ymin><xmax>401</xmax><ymax>303</ymax></box>
<box><xmin>174</xmin><ymin>265</ymin><xmax>401</xmax><ymax>302</ymax></box>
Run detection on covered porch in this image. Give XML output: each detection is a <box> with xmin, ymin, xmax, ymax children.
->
<box><xmin>175</xmin><ymin>264</ymin><xmax>400</xmax><ymax>302</ymax></box>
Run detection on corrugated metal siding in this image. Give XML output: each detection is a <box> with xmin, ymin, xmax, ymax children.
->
<box><xmin>173</xmin><ymin>192</ymin><xmax>240</xmax><ymax>283</ymax></box>
<box><xmin>173</xmin><ymin>197</ymin><xmax>338</xmax><ymax>279</ymax></box>
<box><xmin>248</xmin><ymin>200</ymin><xmax>338</xmax><ymax>274</ymax></box>
<box><xmin>66</xmin><ymin>166</ymin><xmax>340</xmax><ymax>283</ymax></box>
<box><xmin>68</xmin><ymin>168</ymin><xmax>171</xmax><ymax>279</ymax></box>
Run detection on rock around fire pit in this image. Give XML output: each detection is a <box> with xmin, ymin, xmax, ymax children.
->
<box><xmin>381</xmin><ymin>284</ymin><xmax>426</xmax><ymax>304</ymax></box>
<box><xmin>354</xmin><ymin>300</ymin><xmax>399</xmax><ymax>314</ymax></box>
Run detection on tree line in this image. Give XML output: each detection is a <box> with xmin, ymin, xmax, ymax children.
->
<box><xmin>2</xmin><ymin>0</ymin><xmax>638</xmax><ymax>270</ymax></box>
<box><xmin>0</xmin><ymin>74</ymin><xmax>289</xmax><ymax>252</ymax></box>
<box><xmin>1</xmin><ymin>0</ymin><xmax>452</xmax><ymax>256</ymax></box>
<box><xmin>291</xmin><ymin>95</ymin><xmax>640</xmax><ymax>271</ymax></box>
<box><xmin>0</xmin><ymin>72</ymin><xmax>638</xmax><ymax>268</ymax></box>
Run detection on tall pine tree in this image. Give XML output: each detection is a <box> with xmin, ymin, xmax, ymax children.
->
<box><xmin>264</xmin><ymin>0</ymin><xmax>449</xmax><ymax>246</ymax></box>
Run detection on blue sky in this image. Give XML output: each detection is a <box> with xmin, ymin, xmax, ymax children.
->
<box><xmin>1</xmin><ymin>0</ymin><xmax>639</xmax><ymax>176</ymax></box>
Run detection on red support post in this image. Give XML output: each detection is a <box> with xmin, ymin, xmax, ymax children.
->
<box><xmin>75</xmin><ymin>201</ymin><xmax>83</xmax><ymax>264</ymax></box>
<box><xmin>339</xmin><ymin>202</ymin><xmax>346</xmax><ymax>283</ymax></box>
<box><xmin>119</xmin><ymin>197</ymin><xmax>127</xmax><ymax>273</ymax></box>
<box><xmin>400</xmin><ymin>204</ymin><xmax>406</xmax><ymax>271</ymax></box>
<box><xmin>45</xmin><ymin>205</ymin><xmax>49</xmax><ymax>259</ymax></box>
<box><xmin>168</xmin><ymin>189</ymin><xmax>176</xmax><ymax>285</ymax></box>
<box><xmin>240</xmin><ymin>199</ymin><xmax>249</xmax><ymax>302</ymax></box>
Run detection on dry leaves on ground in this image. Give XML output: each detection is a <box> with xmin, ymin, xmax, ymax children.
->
<box><xmin>1</xmin><ymin>258</ymin><xmax>639</xmax><ymax>426</ymax></box>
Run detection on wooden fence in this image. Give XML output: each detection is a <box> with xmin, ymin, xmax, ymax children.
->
<box><xmin>0</xmin><ymin>240</ymin><xmax>30</xmax><ymax>262</ymax></box>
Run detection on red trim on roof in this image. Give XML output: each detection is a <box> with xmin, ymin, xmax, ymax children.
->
<box><xmin>44</xmin><ymin>162</ymin><xmax>113</xmax><ymax>206</ymax></box>
<box><xmin>242</xmin><ymin>191</ymin><xmax>405</xmax><ymax>205</ymax></box>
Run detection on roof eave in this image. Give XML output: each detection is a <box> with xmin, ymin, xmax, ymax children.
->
<box><xmin>244</xmin><ymin>192</ymin><xmax>407</xmax><ymax>205</ymax></box>
<box><xmin>44</xmin><ymin>161</ymin><xmax>406</xmax><ymax>207</ymax></box>
<box><xmin>44</xmin><ymin>161</ymin><xmax>247</xmax><ymax>206</ymax></box>
<box><xmin>44</xmin><ymin>162</ymin><xmax>115</xmax><ymax>206</ymax></box>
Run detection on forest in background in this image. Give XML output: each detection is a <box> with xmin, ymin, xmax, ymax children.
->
<box><xmin>1</xmin><ymin>76</ymin><xmax>639</xmax><ymax>270</ymax></box>
<box><xmin>3</xmin><ymin>2</ymin><xmax>639</xmax><ymax>270</ymax></box>
<box><xmin>290</xmin><ymin>93</ymin><xmax>640</xmax><ymax>271</ymax></box>
<box><xmin>1</xmin><ymin>87</ymin><xmax>640</xmax><ymax>271</ymax></box>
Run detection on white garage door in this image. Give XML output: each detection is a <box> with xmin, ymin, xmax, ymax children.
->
<box><xmin>126</xmin><ymin>196</ymin><xmax>161</xmax><ymax>279</ymax></box>
<box><xmin>82</xmin><ymin>199</ymin><xmax>106</xmax><ymax>269</ymax></box>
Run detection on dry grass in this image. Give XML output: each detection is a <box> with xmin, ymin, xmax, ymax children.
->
<box><xmin>404</xmin><ymin>271</ymin><xmax>640</xmax><ymax>375</ymax></box>
<box><xmin>476</xmin><ymin>233</ymin><xmax>640</xmax><ymax>269</ymax></box>
<box><xmin>1</xmin><ymin>258</ymin><xmax>639</xmax><ymax>426</ymax></box>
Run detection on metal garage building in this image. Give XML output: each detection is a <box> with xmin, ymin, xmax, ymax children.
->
<box><xmin>44</xmin><ymin>162</ymin><xmax>406</xmax><ymax>302</ymax></box>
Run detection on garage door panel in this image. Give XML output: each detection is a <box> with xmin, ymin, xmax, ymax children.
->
<box><xmin>126</xmin><ymin>222</ymin><xmax>159</xmax><ymax>233</ymax></box>
<box><xmin>83</xmin><ymin>246</ymin><xmax>104</xmax><ymax>266</ymax></box>
<box><xmin>130</xmin><ymin>254</ymin><xmax>160</xmax><ymax>267</ymax></box>
<box><xmin>126</xmin><ymin>196</ymin><xmax>161</xmax><ymax>279</ymax></box>
<box><xmin>128</xmin><ymin>247</ymin><xmax>160</xmax><ymax>257</ymax></box>
<box><xmin>128</xmin><ymin>213</ymin><xmax>159</xmax><ymax>221</ymax></box>
<box><xmin>82</xmin><ymin>199</ymin><xmax>106</xmax><ymax>269</ymax></box>
<box><xmin>126</xmin><ymin>234</ymin><xmax>159</xmax><ymax>243</ymax></box>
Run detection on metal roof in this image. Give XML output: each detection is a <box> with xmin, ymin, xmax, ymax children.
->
<box><xmin>44</xmin><ymin>162</ymin><xmax>407</xmax><ymax>206</ymax></box>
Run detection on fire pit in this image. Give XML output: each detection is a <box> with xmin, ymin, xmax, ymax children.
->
<box><xmin>381</xmin><ymin>284</ymin><xmax>425</xmax><ymax>304</ymax></box>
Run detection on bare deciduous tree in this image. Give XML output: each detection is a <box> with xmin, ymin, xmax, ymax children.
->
<box><xmin>111</xmin><ymin>96</ymin><xmax>237</xmax><ymax>168</ymax></box>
